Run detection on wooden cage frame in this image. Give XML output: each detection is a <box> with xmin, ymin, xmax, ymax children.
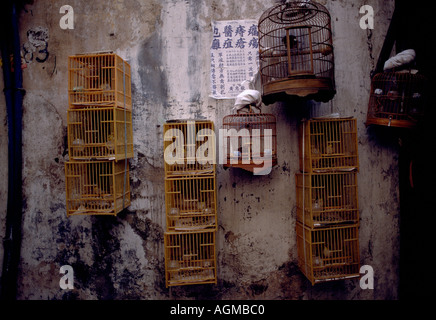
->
<box><xmin>222</xmin><ymin>111</ymin><xmax>277</xmax><ymax>174</ymax></box>
<box><xmin>65</xmin><ymin>160</ymin><xmax>130</xmax><ymax>216</ymax></box>
<box><xmin>296</xmin><ymin>172</ymin><xmax>359</xmax><ymax>228</ymax></box>
<box><xmin>258</xmin><ymin>1</ymin><xmax>336</xmax><ymax>104</ymax></box>
<box><xmin>366</xmin><ymin>70</ymin><xmax>427</xmax><ymax>128</ymax></box>
<box><xmin>68</xmin><ymin>52</ymin><xmax>132</xmax><ymax>109</ymax></box>
<box><xmin>296</xmin><ymin>222</ymin><xmax>360</xmax><ymax>285</ymax></box>
<box><xmin>164</xmin><ymin>120</ymin><xmax>215</xmax><ymax>177</ymax></box>
<box><xmin>165</xmin><ymin>175</ymin><xmax>217</xmax><ymax>232</ymax></box>
<box><xmin>299</xmin><ymin>117</ymin><xmax>359</xmax><ymax>173</ymax></box>
<box><xmin>67</xmin><ymin>106</ymin><xmax>133</xmax><ymax>161</ymax></box>
<box><xmin>164</xmin><ymin>230</ymin><xmax>217</xmax><ymax>287</ymax></box>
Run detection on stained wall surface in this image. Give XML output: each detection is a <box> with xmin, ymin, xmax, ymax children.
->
<box><xmin>0</xmin><ymin>0</ymin><xmax>399</xmax><ymax>299</ymax></box>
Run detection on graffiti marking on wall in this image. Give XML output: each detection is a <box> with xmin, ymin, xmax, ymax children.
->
<box><xmin>22</xmin><ymin>26</ymin><xmax>50</xmax><ymax>64</ymax></box>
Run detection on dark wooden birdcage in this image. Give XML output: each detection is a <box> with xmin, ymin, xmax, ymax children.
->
<box><xmin>222</xmin><ymin>110</ymin><xmax>277</xmax><ymax>174</ymax></box>
<box><xmin>366</xmin><ymin>70</ymin><xmax>427</xmax><ymax>128</ymax></box>
<box><xmin>258</xmin><ymin>1</ymin><xmax>335</xmax><ymax>104</ymax></box>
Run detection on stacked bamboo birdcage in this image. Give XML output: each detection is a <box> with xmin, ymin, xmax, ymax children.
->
<box><xmin>163</xmin><ymin>120</ymin><xmax>218</xmax><ymax>287</ymax></box>
<box><xmin>65</xmin><ymin>52</ymin><xmax>133</xmax><ymax>216</ymax></box>
<box><xmin>296</xmin><ymin>117</ymin><xmax>360</xmax><ymax>285</ymax></box>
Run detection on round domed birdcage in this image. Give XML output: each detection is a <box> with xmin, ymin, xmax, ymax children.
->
<box><xmin>222</xmin><ymin>111</ymin><xmax>277</xmax><ymax>174</ymax></box>
<box><xmin>366</xmin><ymin>70</ymin><xmax>427</xmax><ymax>128</ymax></box>
<box><xmin>258</xmin><ymin>1</ymin><xmax>335</xmax><ymax>104</ymax></box>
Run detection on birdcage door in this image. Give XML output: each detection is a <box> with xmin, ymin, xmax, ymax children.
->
<box><xmin>286</xmin><ymin>26</ymin><xmax>314</xmax><ymax>76</ymax></box>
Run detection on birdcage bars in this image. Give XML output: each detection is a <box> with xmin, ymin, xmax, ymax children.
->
<box><xmin>222</xmin><ymin>112</ymin><xmax>277</xmax><ymax>173</ymax></box>
<box><xmin>366</xmin><ymin>70</ymin><xmax>427</xmax><ymax>128</ymax></box>
<box><xmin>68</xmin><ymin>53</ymin><xmax>132</xmax><ymax>109</ymax></box>
<box><xmin>164</xmin><ymin>120</ymin><xmax>215</xmax><ymax>176</ymax></box>
<box><xmin>296</xmin><ymin>172</ymin><xmax>359</xmax><ymax>228</ymax></box>
<box><xmin>299</xmin><ymin>117</ymin><xmax>359</xmax><ymax>172</ymax></box>
<box><xmin>165</xmin><ymin>176</ymin><xmax>217</xmax><ymax>231</ymax></box>
<box><xmin>258</xmin><ymin>1</ymin><xmax>335</xmax><ymax>103</ymax></box>
<box><xmin>65</xmin><ymin>160</ymin><xmax>130</xmax><ymax>216</ymax></box>
<box><xmin>67</xmin><ymin>106</ymin><xmax>133</xmax><ymax>161</ymax></box>
<box><xmin>164</xmin><ymin>230</ymin><xmax>217</xmax><ymax>287</ymax></box>
<box><xmin>163</xmin><ymin>119</ymin><xmax>217</xmax><ymax>286</ymax></box>
<box><xmin>296</xmin><ymin>222</ymin><xmax>360</xmax><ymax>285</ymax></box>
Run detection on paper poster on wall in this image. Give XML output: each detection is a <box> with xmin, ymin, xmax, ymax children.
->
<box><xmin>210</xmin><ymin>20</ymin><xmax>259</xmax><ymax>99</ymax></box>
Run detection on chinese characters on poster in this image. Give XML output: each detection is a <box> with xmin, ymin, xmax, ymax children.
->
<box><xmin>210</xmin><ymin>20</ymin><xmax>259</xmax><ymax>99</ymax></box>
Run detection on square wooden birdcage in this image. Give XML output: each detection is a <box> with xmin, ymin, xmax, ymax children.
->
<box><xmin>296</xmin><ymin>222</ymin><xmax>360</xmax><ymax>285</ymax></box>
<box><xmin>296</xmin><ymin>172</ymin><xmax>359</xmax><ymax>228</ymax></box>
<box><xmin>68</xmin><ymin>52</ymin><xmax>132</xmax><ymax>109</ymax></box>
<box><xmin>222</xmin><ymin>112</ymin><xmax>277</xmax><ymax>174</ymax></box>
<box><xmin>164</xmin><ymin>230</ymin><xmax>217</xmax><ymax>287</ymax></box>
<box><xmin>366</xmin><ymin>70</ymin><xmax>427</xmax><ymax>128</ymax></box>
<box><xmin>164</xmin><ymin>120</ymin><xmax>215</xmax><ymax>176</ymax></box>
<box><xmin>299</xmin><ymin>117</ymin><xmax>359</xmax><ymax>173</ymax></box>
<box><xmin>165</xmin><ymin>176</ymin><xmax>217</xmax><ymax>231</ymax></box>
<box><xmin>258</xmin><ymin>1</ymin><xmax>336</xmax><ymax>104</ymax></box>
<box><xmin>65</xmin><ymin>160</ymin><xmax>130</xmax><ymax>216</ymax></box>
<box><xmin>67</xmin><ymin>106</ymin><xmax>133</xmax><ymax>161</ymax></box>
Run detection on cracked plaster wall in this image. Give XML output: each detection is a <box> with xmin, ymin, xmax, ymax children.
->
<box><xmin>0</xmin><ymin>0</ymin><xmax>398</xmax><ymax>300</ymax></box>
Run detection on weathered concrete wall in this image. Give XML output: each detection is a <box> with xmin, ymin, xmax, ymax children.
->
<box><xmin>0</xmin><ymin>0</ymin><xmax>399</xmax><ymax>299</ymax></box>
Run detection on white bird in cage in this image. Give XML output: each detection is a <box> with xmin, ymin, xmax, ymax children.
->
<box><xmin>232</xmin><ymin>89</ymin><xmax>262</xmax><ymax>113</ymax></box>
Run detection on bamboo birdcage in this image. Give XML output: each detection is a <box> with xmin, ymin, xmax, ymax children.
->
<box><xmin>299</xmin><ymin>118</ymin><xmax>359</xmax><ymax>173</ymax></box>
<box><xmin>222</xmin><ymin>111</ymin><xmax>277</xmax><ymax>174</ymax></box>
<box><xmin>67</xmin><ymin>106</ymin><xmax>133</xmax><ymax>161</ymax></box>
<box><xmin>165</xmin><ymin>176</ymin><xmax>217</xmax><ymax>231</ymax></box>
<box><xmin>296</xmin><ymin>172</ymin><xmax>359</xmax><ymax>228</ymax></box>
<box><xmin>164</xmin><ymin>120</ymin><xmax>215</xmax><ymax>176</ymax></box>
<box><xmin>296</xmin><ymin>222</ymin><xmax>360</xmax><ymax>285</ymax></box>
<box><xmin>68</xmin><ymin>52</ymin><xmax>132</xmax><ymax>109</ymax></box>
<box><xmin>163</xmin><ymin>119</ymin><xmax>217</xmax><ymax>287</ymax></box>
<box><xmin>164</xmin><ymin>230</ymin><xmax>217</xmax><ymax>287</ymax></box>
<box><xmin>366</xmin><ymin>70</ymin><xmax>427</xmax><ymax>128</ymax></box>
<box><xmin>65</xmin><ymin>160</ymin><xmax>130</xmax><ymax>216</ymax></box>
<box><xmin>258</xmin><ymin>1</ymin><xmax>335</xmax><ymax>104</ymax></box>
